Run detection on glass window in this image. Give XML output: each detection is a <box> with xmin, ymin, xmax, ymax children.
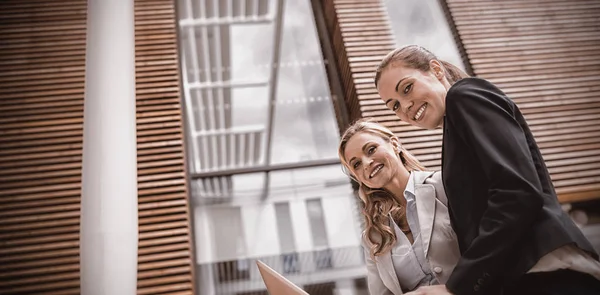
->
<box><xmin>304</xmin><ymin>282</ymin><xmax>335</xmax><ymax>295</ymax></box>
<box><xmin>179</xmin><ymin>0</ymin><xmax>341</xmax><ymax>174</ymax></box>
<box><xmin>215</xmin><ymin>260</ymin><xmax>251</xmax><ymax>283</ymax></box>
<box><xmin>383</xmin><ymin>0</ymin><xmax>466</xmax><ymax>70</ymax></box>
<box><xmin>306</xmin><ymin>198</ymin><xmax>329</xmax><ymax>248</ymax></box>
<box><xmin>208</xmin><ymin>206</ymin><xmax>246</xmax><ymax>260</ymax></box>
<box><xmin>178</xmin><ymin>0</ymin><xmax>367</xmax><ymax>294</ymax></box>
<box><xmin>191</xmin><ymin>164</ymin><xmax>354</xmax><ymax>205</ymax></box>
<box><xmin>274</xmin><ymin>202</ymin><xmax>296</xmax><ymax>253</ymax></box>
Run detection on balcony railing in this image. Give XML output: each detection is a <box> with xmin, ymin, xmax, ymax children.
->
<box><xmin>196</xmin><ymin>246</ymin><xmax>366</xmax><ymax>294</ymax></box>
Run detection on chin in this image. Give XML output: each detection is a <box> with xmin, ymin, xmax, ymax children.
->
<box><xmin>368</xmin><ymin>177</ymin><xmax>390</xmax><ymax>190</ymax></box>
<box><xmin>422</xmin><ymin>117</ymin><xmax>442</xmax><ymax>129</ymax></box>
<box><xmin>418</xmin><ymin>121</ymin><xmax>435</xmax><ymax>130</ymax></box>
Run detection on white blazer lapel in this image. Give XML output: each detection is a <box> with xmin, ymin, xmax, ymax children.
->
<box><xmin>414</xmin><ymin>171</ymin><xmax>436</xmax><ymax>257</ymax></box>
<box><xmin>375</xmin><ymin>250</ymin><xmax>404</xmax><ymax>294</ymax></box>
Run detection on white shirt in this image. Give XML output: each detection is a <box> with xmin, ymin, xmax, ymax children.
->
<box><xmin>390</xmin><ymin>172</ymin><xmax>438</xmax><ymax>291</ymax></box>
<box><xmin>529</xmin><ymin>244</ymin><xmax>600</xmax><ymax>280</ymax></box>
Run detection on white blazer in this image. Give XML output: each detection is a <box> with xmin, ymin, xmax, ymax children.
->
<box><xmin>362</xmin><ymin>171</ymin><xmax>461</xmax><ymax>295</ymax></box>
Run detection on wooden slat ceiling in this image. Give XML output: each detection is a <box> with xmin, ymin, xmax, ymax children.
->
<box><xmin>134</xmin><ymin>0</ymin><xmax>195</xmax><ymax>294</ymax></box>
<box><xmin>321</xmin><ymin>0</ymin><xmax>600</xmax><ymax>203</ymax></box>
<box><xmin>0</xmin><ymin>0</ymin><xmax>86</xmax><ymax>294</ymax></box>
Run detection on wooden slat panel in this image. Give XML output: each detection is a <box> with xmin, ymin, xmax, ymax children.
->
<box><xmin>321</xmin><ymin>0</ymin><xmax>446</xmax><ymax>172</ymax></box>
<box><xmin>0</xmin><ymin>0</ymin><xmax>86</xmax><ymax>293</ymax></box>
<box><xmin>444</xmin><ymin>0</ymin><xmax>600</xmax><ymax>202</ymax></box>
<box><xmin>323</xmin><ymin>0</ymin><xmax>600</xmax><ymax>203</ymax></box>
<box><xmin>2</xmin><ymin>1</ymin><xmax>195</xmax><ymax>293</ymax></box>
<box><xmin>134</xmin><ymin>0</ymin><xmax>195</xmax><ymax>294</ymax></box>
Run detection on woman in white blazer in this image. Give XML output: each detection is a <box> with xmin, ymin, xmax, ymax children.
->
<box><xmin>338</xmin><ymin>119</ymin><xmax>460</xmax><ymax>295</ymax></box>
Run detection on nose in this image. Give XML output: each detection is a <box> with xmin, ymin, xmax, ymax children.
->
<box><xmin>363</xmin><ymin>156</ymin><xmax>374</xmax><ymax>170</ymax></box>
<box><xmin>402</xmin><ymin>100</ymin><xmax>414</xmax><ymax>115</ymax></box>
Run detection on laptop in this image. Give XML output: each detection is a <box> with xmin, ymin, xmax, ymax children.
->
<box><xmin>256</xmin><ymin>260</ymin><xmax>309</xmax><ymax>295</ymax></box>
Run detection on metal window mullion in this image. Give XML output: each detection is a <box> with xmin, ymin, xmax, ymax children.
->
<box><xmin>213</xmin><ymin>1</ymin><xmax>228</xmax><ymax>171</ymax></box>
<box><xmin>229</xmin><ymin>132</ymin><xmax>236</xmax><ymax>168</ymax></box>
<box><xmin>218</xmin><ymin>176</ymin><xmax>228</xmax><ymax>198</ymax></box>
<box><xmin>239</xmin><ymin>133</ymin><xmax>246</xmax><ymax>167</ymax></box>
<box><xmin>200</xmin><ymin>26</ymin><xmax>219</xmax><ymax>171</ymax></box>
<box><xmin>212</xmin><ymin>176</ymin><xmax>221</xmax><ymax>197</ymax></box>
<box><xmin>263</xmin><ymin>0</ymin><xmax>285</xmax><ymax>167</ymax></box>
<box><xmin>183</xmin><ymin>0</ymin><xmax>211</xmax><ymax>172</ymax></box>
<box><xmin>189</xmin><ymin>80</ymin><xmax>269</xmax><ymax>89</ymax></box>
<box><xmin>240</xmin><ymin>0</ymin><xmax>246</xmax><ymax>18</ymax></box>
<box><xmin>227</xmin><ymin>0</ymin><xmax>233</xmax><ymax>19</ymax></box>
<box><xmin>248</xmin><ymin>131</ymin><xmax>255</xmax><ymax>166</ymax></box>
<box><xmin>258</xmin><ymin>130</ymin><xmax>265</xmax><ymax>165</ymax></box>
<box><xmin>179</xmin><ymin>16</ymin><xmax>273</xmax><ymax>26</ymax></box>
<box><xmin>180</xmin><ymin>53</ymin><xmax>202</xmax><ymax>172</ymax></box>
<box><xmin>197</xmin><ymin>92</ymin><xmax>212</xmax><ymax>172</ymax></box>
<box><xmin>252</xmin><ymin>0</ymin><xmax>259</xmax><ymax>18</ymax></box>
<box><xmin>199</xmin><ymin>0</ymin><xmax>206</xmax><ymax>18</ymax></box>
<box><xmin>198</xmin><ymin>0</ymin><xmax>218</xmax><ymax>173</ymax></box>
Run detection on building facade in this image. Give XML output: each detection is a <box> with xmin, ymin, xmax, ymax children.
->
<box><xmin>1</xmin><ymin>0</ymin><xmax>599</xmax><ymax>294</ymax></box>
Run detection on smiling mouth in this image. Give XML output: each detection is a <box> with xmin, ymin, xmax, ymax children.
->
<box><xmin>413</xmin><ymin>103</ymin><xmax>427</xmax><ymax>121</ymax></box>
<box><xmin>369</xmin><ymin>164</ymin><xmax>383</xmax><ymax>179</ymax></box>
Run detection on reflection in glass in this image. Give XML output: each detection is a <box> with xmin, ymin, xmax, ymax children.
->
<box><xmin>383</xmin><ymin>0</ymin><xmax>466</xmax><ymax>70</ymax></box>
<box><xmin>180</xmin><ymin>0</ymin><xmax>340</xmax><ymax>174</ymax></box>
<box><xmin>306</xmin><ymin>198</ymin><xmax>329</xmax><ymax>248</ymax></box>
<box><xmin>282</xmin><ymin>253</ymin><xmax>300</xmax><ymax>274</ymax></box>
<box><xmin>178</xmin><ymin>0</ymin><xmax>366</xmax><ymax>294</ymax></box>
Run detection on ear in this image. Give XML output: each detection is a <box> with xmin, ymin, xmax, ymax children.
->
<box><xmin>429</xmin><ymin>59</ymin><xmax>444</xmax><ymax>81</ymax></box>
<box><xmin>390</xmin><ymin>136</ymin><xmax>401</xmax><ymax>152</ymax></box>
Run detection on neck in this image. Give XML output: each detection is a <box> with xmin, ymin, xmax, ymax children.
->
<box><xmin>383</xmin><ymin>169</ymin><xmax>410</xmax><ymax>205</ymax></box>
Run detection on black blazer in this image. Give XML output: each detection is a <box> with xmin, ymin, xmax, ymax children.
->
<box><xmin>441</xmin><ymin>77</ymin><xmax>597</xmax><ymax>295</ymax></box>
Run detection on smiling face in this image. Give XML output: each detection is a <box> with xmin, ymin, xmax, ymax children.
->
<box><xmin>342</xmin><ymin>131</ymin><xmax>408</xmax><ymax>190</ymax></box>
<box><xmin>377</xmin><ymin>60</ymin><xmax>451</xmax><ymax>129</ymax></box>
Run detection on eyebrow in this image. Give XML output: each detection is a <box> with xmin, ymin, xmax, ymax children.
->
<box><xmin>348</xmin><ymin>142</ymin><xmax>375</xmax><ymax>166</ymax></box>
<box><xmin>385</xmin><ymin>77</ymin><xmax>408</xmax><ymax>107</ymax></box>
<box><xmin>395</xmin><ymin>77</ymin><xmax>407</xmax><ymax>93</ymax></box>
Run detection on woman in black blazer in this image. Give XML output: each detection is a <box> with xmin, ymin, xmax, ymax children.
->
<box><xmin>373</xmin><ymin>45</ymin><xmax>600</xmax><ymax>295</ymax></box>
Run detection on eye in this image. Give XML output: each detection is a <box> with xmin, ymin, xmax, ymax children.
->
<box><xmin>392</xmin><ymin>101</ymin><xmax>400</xmax><ymax>111</ymax></box>
<box><xmin>352</xmin><ymin>161</ymin><xmax>361</xmax><ymax>170</ymax></box>
<box><xmin>403</xmin><ymin>83</ymin><xmax>413</xmax><ymax>94</ymax></box>
<box><xmin>367</xmin><ymin>146</ymin><xmax>376</xmax><ymax>155</ymax></box>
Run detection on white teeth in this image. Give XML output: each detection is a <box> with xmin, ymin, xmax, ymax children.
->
<box><xmin>414</xmin><ymin>104</ymin><xmax>427</xmax><ymax>121</ymax></box>
<box><xmin>370</xmin><ymin>165</ymin><xmax>383</xmax><ymax>178</ymax></box>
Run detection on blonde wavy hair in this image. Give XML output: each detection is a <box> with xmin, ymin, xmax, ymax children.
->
<box><xmin>338</xmin><ymin>118</ymin><xmax>426</xmax><ymax>257</ymax></box>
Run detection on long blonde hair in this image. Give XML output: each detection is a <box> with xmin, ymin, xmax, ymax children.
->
<box><xmin>374</xmin><ymin>45</ymin><xmax>469</xmax><ymax>88</ymax></box>
<box><xmin>338</xmin><ymin>118</ymin><xmax>426</xmax><ymax>257</ymax></box>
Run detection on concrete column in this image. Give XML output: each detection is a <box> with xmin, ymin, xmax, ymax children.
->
<box><xmin>80</xmin><ymin>0</ymin><xmax>138</xmax><ymax>294</ymax></box>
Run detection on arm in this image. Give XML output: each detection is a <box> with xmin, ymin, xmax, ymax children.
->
<box><xmin>444</xmin><ymin>79</ymin><xmax>544</xmax><ymax>295</ymax></box>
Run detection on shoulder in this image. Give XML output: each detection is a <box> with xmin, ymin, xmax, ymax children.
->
<box><xmin>428</xmin><ymin>170</ymin><xmax>442</xmax><ymax>184</ymax></box>
<box><xmin>413</xmin><ymin>170</ymin><xmax>441</xmax><ymax>185</ymax></box>
<box><xmin>412</xmin><ymin>170</ymin><xmax>435</xmax><ymax>184</ymax></box>
<box><xmin>445</xmin><ymin>77</ymin><xmax>515</xmax><ymax>119</ymax></box>
<box><xmin>422</xmin><ymin>171</ymin><xmax>443</xmax><ymax>192</ymax></box>
<box><xmin>447</xmin><ymin>77</ymin><xmax>502</xmax><ymax>97</ymax></box>
<box><xmin>447</xmin><ymin>77</ymin><xmax>510</xmax><ymax>103</ymax></box>
<box><xmin>423</xmin><ymin>171</ymin><xmax>448</xmax><ymax>206</ymax></box>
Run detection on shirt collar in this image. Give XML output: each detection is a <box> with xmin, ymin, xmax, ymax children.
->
<box><xmin>404</xmin><ymin>171</ymin><xmax>416</xmax><ymax>202</ymax></box>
